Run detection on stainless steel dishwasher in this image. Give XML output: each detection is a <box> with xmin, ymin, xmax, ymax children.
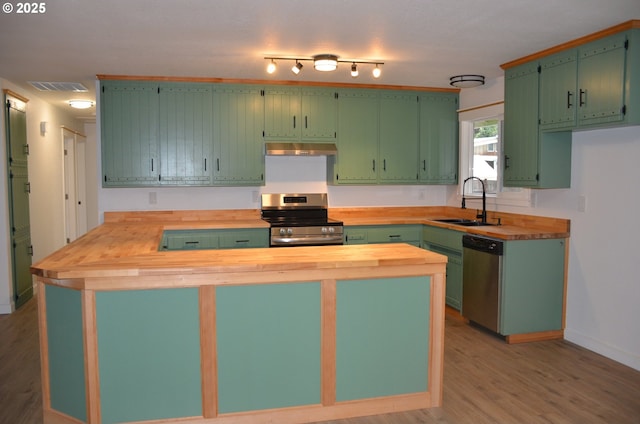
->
<box><xmin>462</xmin><ymin>234</ymin><xmax>504</xmax><ymax>333</ymax></box>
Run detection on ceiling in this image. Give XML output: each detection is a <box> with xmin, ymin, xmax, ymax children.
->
<box><xmin>1</xmin><ymin>0</ymin><xmax>639</xmax><ymax>121</ymax></box>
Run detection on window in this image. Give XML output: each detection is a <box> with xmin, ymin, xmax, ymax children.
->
<box><xmin>459</xmin><ymin>102</ymin><xmax>532</xmax><ymax>207</ymax></box>
<box><xmin>471</xmin><ymin>118</ymin><xmax>501</xmax><ymax>194</ymax></box>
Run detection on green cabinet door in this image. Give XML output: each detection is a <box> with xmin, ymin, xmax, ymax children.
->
<box><xmin>213</xmin><ymin>84</ymin><xmax>265</xmax><ymax>185</ymax></box>
<box><xmin>418</xmin><ymin>93</ymin><xmax>459</xmax><ymax>184</ymax></box>
<box><xmin>500</xmin><ymin>239</ymin><xmax>566</xmax><ymax>335</ymax></box>
<box><xmin>503</xmin><ymin>62</ymin><xmax>540</xmax><ymax>187</ymax></box>
<box><xmin>577</xmin><ymin>32</ymin><xmax>628</xmax><ymax>127</ymax></box>
<box><xmin>539</xmin><ymin>49</ymin><xmax>578</xmax><ymax>130</ymax></box>
<box><xmin>300</xmin><ymin>87</ymin><xmax>338</xmax><ymax>139</ymax></box>
<box><xmin>5</xmin><ymin>98</ymin><xmax>33</xmax><ymax>308</ymax></box>
<box><xmin>263</xmin><ymin>86</ymin><xmax>300</xmax><ymax>139</ymax></box>
<box><xmin>379</xmin><ymin>92</ymin><xmax>419</xmax><ymax>183</ymax></box>
<box><xmin>101</xmin><ymin>81</ymin><xmax>160</xmax><ymax>186</ymax></box>
<box><xmin>330</xmin><ymin>89</ymin><xmax>379</xmax><ymax>184</ymax></box>
<box><xmin>158</xmin><ymin>83</ymin><xmax>212</xmax><ymax>186</ymax></box>
<box><xmin>422</xmin><ymin>225</ymin><xmax>463</xmax><ymax>310</ymax></box>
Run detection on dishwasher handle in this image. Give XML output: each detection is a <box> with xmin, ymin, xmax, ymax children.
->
<box><xmin>462</xmin><ymin>235</ymin><xmax>503</xmax><ymax>255</ymax></box>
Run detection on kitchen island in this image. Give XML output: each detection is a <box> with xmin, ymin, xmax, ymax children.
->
<box><xmin>31</xmin><ymin>216</ymin><xmax>447</xmax><ymax>424</ymax></box>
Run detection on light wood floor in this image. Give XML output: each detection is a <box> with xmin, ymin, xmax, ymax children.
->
<box><xmin>1</xmin><ymin>299</ymin><xmax>639</xmax><ymax>424</ymax></box>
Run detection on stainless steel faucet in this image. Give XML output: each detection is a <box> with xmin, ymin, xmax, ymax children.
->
<box><xmin>462</xmin><ymin>176</ymin><xmax>487</xmax><ymax>224</ymax></box>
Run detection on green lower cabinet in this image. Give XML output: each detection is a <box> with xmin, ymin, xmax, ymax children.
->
<box><xmin>45</xmin><ymin>286</ymin><xmax>87</xmax><ymax>422</ymax></box>
<box><xmin>422</xmin><ymin>225</ymin><xmax>464</xmax><ymax>310</ymax></box>
<box><xmin>95</xmin><ymin>289</ymin><xmax>202</xmax><ymax>424</ymax></box>
<box><xmin>500</xmin><ymin>238</ymin><xmax>566</xmax><ymax>335</ymax></box>
<box><xmin>216</xmin><ymin>283</ymin><xmax>321</xmax><ymax>413</ymax></box>
<box><xmin>159</xmin><ymin>228</ymin><xmax>268</xmax><ymax>250</ymax></box>
<box><xmin>336</xmin><ymin>277</ymin><xmax>430</xmax><ymax>400</ymax></box>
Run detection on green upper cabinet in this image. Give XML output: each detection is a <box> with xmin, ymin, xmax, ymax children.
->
<box><xmin>212</xmin><ymin>84</ymin><xmax>265</xmax><ymax>185</ymax></box>
<box><xmin>158</xmin><ymin>83</ymin><xmax>213</xmax><ymax>186</ymax></box>
<box><xmin>538</xmin><ymin>29</ymin><xmax>640</xmax><ymax>132</ymax></box>
<box><xmin>101</xmin><ymin>81</ymin><xmax>160</xmax><ymax>187</ymax></box>
<box><xmin>418</xmin><ymin>92</ymin><xmax>459</xmax><ymax>184</ymax></box>
<box><xmin>263</xmin><ymin>86</ymin><xmax>337</xmax><ymax>141</ymax></box>
<box><xmin>328</xmin><ymin>89</ymin><xmax>379</xmax><ymax>184</ymax></box>
<box><xmin>378</xmin><ymin>91</ymin><xmax>419</xmax><ymax>183</ymax></box>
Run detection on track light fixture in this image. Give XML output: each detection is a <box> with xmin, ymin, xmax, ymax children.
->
<box><xmin>291</xmin><ymin>60</ymin><xmax>303</xmax><ymax>75</ymax></box>
<box><xmin>264</xmin><ymin>54</ymin><xmax>384</xmax><ymax>79</ymax></box>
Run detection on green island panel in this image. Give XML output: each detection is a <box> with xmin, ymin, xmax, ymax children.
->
<box><xmin>216</xmin><ymin>282</ymin><xmax>321</xmax><ymax>413</ymax></box>
<box><xmin>46</xmin><ymin>285</ymin><xmax>87</xmax><ymax>421</ymax></box>
<box><xmin>96</xmin><ymin>288</ymin><xmax>201</xmax><ymax>424</ymax></box>
<box><xmin>336</xmin><ymin>276</ymin><xmax>431</xmax><ymax>401</ymax></box>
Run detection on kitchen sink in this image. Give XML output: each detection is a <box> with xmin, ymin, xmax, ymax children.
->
<box><xmin>433</xmin><ymin>218</ymin><xmax>494</xmax><ymax>226</ymax></box>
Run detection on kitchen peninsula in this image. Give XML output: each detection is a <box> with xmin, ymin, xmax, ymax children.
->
<box><xmin>31</xmin><ymin>209</ymin><xmax>448</xmax><ymax>424</ymax></box>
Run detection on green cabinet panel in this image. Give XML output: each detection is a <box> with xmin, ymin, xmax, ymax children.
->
<box><xmin>96</xmin><ymin>289</ymin><xmax>202</xmax><ymax>423</ymax></box>
<box><xmin>345</xmin><ymin>225</ymin><xmax>421</xmax><ymax>246</ymax></box>
<box><xmin>213</xmin><ymin>84</ymin><xmax>265</xmax><ymax>185</ymax></box>
<box><xmin>264</xmin><ymin>86</ymin><xmax>337</xmax><ymax>141</ymax></box>
<box><xmin>159</xmin><ymin>228</ymin><xmax>268</xmax><ymax>251</ymax></box>
<box><xmin>418</xmin><ymin>93</ymin><xmax>459</xmax><ymax>184</ymax></box>
<box><xmin>336</xmin><ymin>277</ymin><xmax>430</xmax><ymax>401</ymax></box>
<box><xmin>329</xmin><ymin>89</ymin><xmax>379</xmax><ymax>184</ymax></box>
<box><xmin>45</xmin><ymin>286</ymin><xmax>86</xmax><ymax>422</ymax></box>
<box><xmin>216</xmin><ymin>283</ymin><xmax>321</xmax><ymax>413</ymax></box>
<box><xmin>101</xmin><ymin>81</ymin><xmax>160</xmax><ymax>186</ymax></box>
<box><xmin>159</xmin><ymin>83</ymin><xmax>212</xmax><ymax>185</ymax></box>
<box><xmin>422</xmin><ymin>225</ymin><xmax>463</xmax><ymax>310</ymax></box>
<box><xmin>500</xmin><ymin>239</ymin><xmax>566</xmax><ymax>335</ymax></box>
<box><xmin>378</xmin><ymin>92</ymin><xmax>419</xmax><ymax>183</ymax></box>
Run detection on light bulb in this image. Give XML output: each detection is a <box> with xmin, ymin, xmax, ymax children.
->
<box><xmin>372</xmin><ymin>65</ymin><xmax>381</xmax><ymax>79</ymax></box>
<box><xmin>267</xmin><ymin>60</ymin><xmax>277</xmax><ymax>74</ymax></box>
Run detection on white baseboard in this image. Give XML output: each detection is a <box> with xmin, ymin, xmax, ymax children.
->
<box><xmin>564</xmin><ymin>328</ymin><xmax>640</xmax><ymax>372</ymax></box>
<box><xmin>0</xmin><ymin>301</ymin><xmax>14</xmax><ymax>314</ymax></box>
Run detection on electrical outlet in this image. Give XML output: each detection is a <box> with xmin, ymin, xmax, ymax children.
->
<box><xmin>149</xmin><ymin>192</ymin><xmax>157</xmax><ymax>205</ymax></box>
<box><xmin>578</xmin><ymin>195</ymin><xmax>586</xmax><ymax>212</ymax></box>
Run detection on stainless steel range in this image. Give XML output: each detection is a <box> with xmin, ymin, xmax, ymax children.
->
<box><xmin>261</xmin><ymin>193</ymin><xmax>344</xmax><ymax>247</ymax></box>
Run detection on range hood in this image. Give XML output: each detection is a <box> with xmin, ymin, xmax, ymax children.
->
<box><xmin>265</xmin><ymin>142</ymin><xmax>337</xmax><ymax>156</ymax></box>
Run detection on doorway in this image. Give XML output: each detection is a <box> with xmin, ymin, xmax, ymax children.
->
<box><xmin>62</xmin><ymin>128</ymin><xmax>87</xmax><ymax>243</ymax></box>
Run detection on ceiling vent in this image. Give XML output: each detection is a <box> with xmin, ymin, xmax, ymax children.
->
<box><xmin>28</xmin><ymin>81</ymin><xmax>88</xmax><ymax>92</ymax></box>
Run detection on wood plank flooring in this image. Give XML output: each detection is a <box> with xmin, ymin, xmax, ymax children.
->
<box><xmin>1</xmin><ymin>299</ymin><xmax>639</xmax><ymax>424</ymax></box>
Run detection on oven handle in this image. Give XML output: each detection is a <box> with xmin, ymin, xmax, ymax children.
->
<box><xmin>271</xmin><ymin>235</ymin><xmax>344</xmax><ymax>246</ymax></box>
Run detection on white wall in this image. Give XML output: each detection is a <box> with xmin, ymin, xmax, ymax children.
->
<box><xmin>0</xmin><ymin>78</ymin><xmax>84</xmax><ymax>313</ymax></box>
<box><xmin>456</xmin><ymin>78</ymin><xmax>640</xmax><ymax>371</ymax></box>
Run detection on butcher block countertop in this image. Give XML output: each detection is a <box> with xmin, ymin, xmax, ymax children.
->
<box><xmin>31</xmin><ymin>206</ymin><xmax>568</xmax><ymax>286</ymax></box>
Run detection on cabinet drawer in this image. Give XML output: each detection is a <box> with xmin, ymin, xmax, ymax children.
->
<box><xmin>218</xmin><ymin>230</ymin><xmax>268</xmax><ymax>249</ymax></box>
<box><xmin>344</xmin><ymin>229</ymin><xmax>368</xmax><ymax>245</ymax></box>
<box><xmin>367</xmin><ymin>225</ymin><xmax>421</xmax><ymax>244</ymax></box>
<box><xmin>162</xmin><ymin>230</ymin><xmax>219</xmax><ymax>250</ymax></box>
